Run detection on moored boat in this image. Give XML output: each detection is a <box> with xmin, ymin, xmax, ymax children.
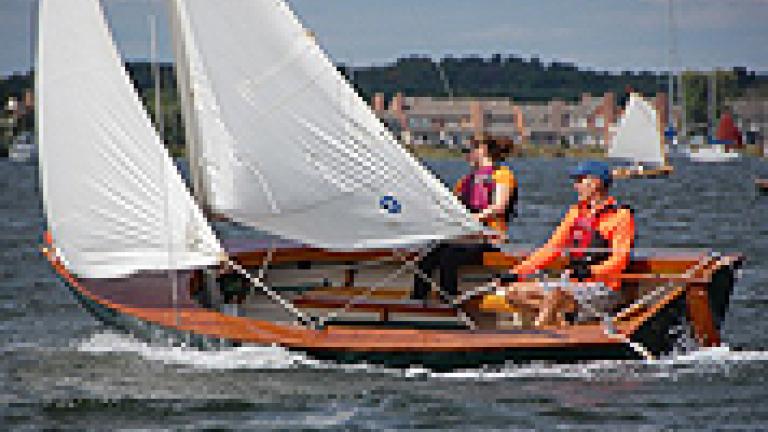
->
<box><xmin>8</xmin><ymin>131</ymin><xmax>37</xmax><ymax>164</ymax></box>
<box><xmin>687</xmin><ymin>142</ymin><xmax>741</xmax><ymax>163</ymax></box>
<box><xmin>687</xmin><ymin>72</ymin><xmax>743</xmax><ymax>163</ymax></box>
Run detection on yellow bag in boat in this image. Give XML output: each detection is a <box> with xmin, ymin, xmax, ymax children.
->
<box><xmin>479</xmin><ymin>294</ymin><xmax>519</xmax><ymax>314</ymax></box>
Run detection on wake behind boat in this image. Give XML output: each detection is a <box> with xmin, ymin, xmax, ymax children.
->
<box><xmin>36</xmin><ymin>0</ymin><xmax>743</xmax><ymax>370</ymax></box>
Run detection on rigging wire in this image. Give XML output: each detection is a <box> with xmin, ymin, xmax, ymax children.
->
<box><xmin>226</xmin><ymin>247</ymin><xmax>315</xmax><ymax>327</ymax></box>
<box><xmin>313</xmin><ymin>241</ymin><xmax>478</xmax><ymax>330</ymax></box>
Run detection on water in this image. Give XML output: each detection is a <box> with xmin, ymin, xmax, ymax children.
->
<box><xmin>2</xmin><ymin>157</ymin><xmax>767</xmax><ymax>430</ymax></box>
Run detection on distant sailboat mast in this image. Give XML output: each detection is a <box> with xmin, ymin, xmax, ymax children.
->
<box><xmin>709</xmin><ymin>70</ymin><xmax>717</xmax><ymax>140</ymax></box>
<box><xmin>666</xmin><ymin>0</ymin><xmax>679</xmax><ymax>150</ymax></box>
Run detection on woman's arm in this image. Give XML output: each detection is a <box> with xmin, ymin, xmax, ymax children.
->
<box><xmin>477</xmin><ymin>182</ymin><xmax>510</xmax><ymax>221</ymax></box>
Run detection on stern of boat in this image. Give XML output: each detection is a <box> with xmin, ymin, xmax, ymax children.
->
<box><xmin>620</xmin><ymin>253</ymin><xmax>744</xmax><ymax>358</ymax></box>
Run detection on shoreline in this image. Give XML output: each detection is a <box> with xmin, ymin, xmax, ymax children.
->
<box><xmin>407</xmin><ymin>143</ymin><xmax>766</xmax><ymax>161</ymax></box>
<box><xmin>406</xmin><ymin>144</ymin><xmax>607</xmax><ymax>161</ymax></box>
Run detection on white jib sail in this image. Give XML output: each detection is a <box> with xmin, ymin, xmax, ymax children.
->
<box><xmin>37</xmin><ymin>0</ymin><xmax>222</xmax><ymax>278</ymax></box>
<box><xmin>169</xmin><ymin>0</ymin><xmax>479</xmax><ymax>249</ymax></box>
<box><xmin>608</xmin><ymin>93</ymin><xmax>666</xmax><ymax>166</ymax></box>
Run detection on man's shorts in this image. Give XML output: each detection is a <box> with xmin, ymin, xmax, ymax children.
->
<box><xmin>542</xmin><ymin>281</ymin><xmax>624</xmax><ymax>321</ymax></box>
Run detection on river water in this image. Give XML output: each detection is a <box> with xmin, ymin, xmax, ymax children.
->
<box><xmin>1</xmin><ymin>156</ymin><xmax>767</xmax><ymax>430</ymax></box>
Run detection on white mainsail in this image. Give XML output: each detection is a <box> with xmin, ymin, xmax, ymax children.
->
<box><xmin>37</xmin><ymin>0</ymin><xmax>222</xmax><ymax>278</ymax></box>
<box><xmin>168</xmin><ymin>0</ymin><xmax>479</xmax><ymax>249</ymax></box>
<box><xmin>608</xmin><ymin>93</ymin><xmax>666</xmax><ymax>166</ymax></box>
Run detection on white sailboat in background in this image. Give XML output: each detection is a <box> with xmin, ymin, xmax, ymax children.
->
<box><xmin>608</xmin><ymin>93</ymin><xmax>673</xmax><ymax>178</ymax></box>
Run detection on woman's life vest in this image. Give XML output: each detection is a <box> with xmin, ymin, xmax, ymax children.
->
<box><xmin>455</xmin><ymin>165</ymin><xmax>518</xmax><ymax>234</ymax></box>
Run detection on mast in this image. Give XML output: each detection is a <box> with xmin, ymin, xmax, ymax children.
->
<box><xmin>151</xmin><ymin>13</ymin><xmax>180</xmax><ymax>325</ymax></box>
<box><xmin>680</xmin><ymin>72</ymin><xmax>686</xmax><ymax>140</ymax></box>
<box><xmin>151</xmin><ymin>16</ymin><xmax>164</xmax><ymax>147</ymax></box>
<box><xmin>666</xmin><ymin>0</ymin><xmax>679</xmax><ymax>158</ymax></box>
<box><xmin>667</xmin><ymin>0</ymin><xmax>675</xmax><ymax>133</ymax></box>
<box><xmin>167</xmin><ymin>0</ymin><xmax>209</xmax><ymax>213</ymax></box>
<box><xmin>708</xmin><ymin>70</ymin><xmax>716</xmax><ymax>140</ymax></box>
<box><xmin>30</xmin><ymin>0</ymin><xmax>38</xmax><ymax>84</ymax></box>
<box><xmin>31</xmin><ymin>0</ymin><xmax>38</xmax><ymax>141</ymax></box>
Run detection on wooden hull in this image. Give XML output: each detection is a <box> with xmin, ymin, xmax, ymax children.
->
<box><xmin>44</xmin><ymin>246</ymin><xmax>743</xmax><ymax>370</ymax></box>
<box><xmin>612</xmin><ymin>165</ymin><xmax>674</xmax><ymax>179</ymax></box>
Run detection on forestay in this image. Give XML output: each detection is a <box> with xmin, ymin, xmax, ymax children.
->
<box><xmin>169</xmin><ymin>0</ymin><xmax>479</xmax><ymax>249</ymax></box>
<box><xmin>608</xmin><ymin>93</ymin><xmax>666</xmax><ymax>166</ymax></box>
<box><xmin>37</xmin><ymin>0</ymin><xmax>222</xmax><ymax>278</ymax></box>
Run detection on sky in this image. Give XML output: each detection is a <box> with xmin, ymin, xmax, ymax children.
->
<box><xmin>0</xmin><ymin>0</ymin><xmax>766</xmax><ymax>77</ymax></box>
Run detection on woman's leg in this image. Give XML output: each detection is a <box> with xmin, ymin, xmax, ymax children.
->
<box><xmin>438</xmin><ymin>243</ymin><xmax>498</xmax><ymax>297</ymax></box>
<box><xmin>412</xmin><ymin>244</ymin><xmax>445</xmax><ymax>300</ymax></box>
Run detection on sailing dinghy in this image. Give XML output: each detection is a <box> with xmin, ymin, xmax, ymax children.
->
<box><xmin>687</xmin><ymin>73</ymin><xmax>742</xmax><ymax>163</ymax></box>
<box><xmin>39</xmin><ymin>0</ymin><xmax>742</xmax><ymax>370</ymax></box>
<box><xmin>608</xmin><ymin>93</ymin><xmax>674</xmax><ymax>179</ymax></box>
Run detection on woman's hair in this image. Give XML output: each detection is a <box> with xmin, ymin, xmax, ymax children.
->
<box><xmin>470</xmin><ymin>134</ymin><xmax>515</xmax><ymax>161</ymax></box>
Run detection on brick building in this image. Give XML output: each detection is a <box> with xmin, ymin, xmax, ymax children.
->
<box><xmin>373</xmin><ymin>92</ymin><xmax>669</xmax><ymax>149</ymax></box>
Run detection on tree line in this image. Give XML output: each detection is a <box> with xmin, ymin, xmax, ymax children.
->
<box><xmin>2</xmin><ymin>55</ymin><xmax>766</xmax><ymax>145</ymax></box>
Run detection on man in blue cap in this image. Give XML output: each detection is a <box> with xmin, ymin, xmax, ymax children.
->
<box><xmin>485</xmin><ymin>160</ymin><xmax>635</xmax><ymax>327</ymax></box>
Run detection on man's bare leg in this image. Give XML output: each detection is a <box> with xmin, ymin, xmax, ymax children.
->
<box><xmin>535</xmin><ymin>288</ymin><xmax>577</xmax><ymax>327</ymax></box>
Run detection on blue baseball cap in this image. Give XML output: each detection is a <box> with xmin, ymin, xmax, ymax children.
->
<box><xmin>569</xmin><ymin>160</ymin><xmax>612</xmax><ymax>188</ymax></box>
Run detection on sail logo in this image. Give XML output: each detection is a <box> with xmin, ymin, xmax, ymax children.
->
<box><xmin>379</xmin><ymin>195</ymin><xmax>402</xmax><ymax>214</ymax></box>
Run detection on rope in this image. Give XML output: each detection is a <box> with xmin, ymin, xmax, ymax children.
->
<box><xmin>604</xmin><ymin>251</ymin><xmax>717</xmax><ymax>360</ymax></box>
<box><xmin>614</xmin><ymin>251</ymin><xmax>717</xmax><ymax>320</ymax></box>
<box><xmin>226</xmin><ymin>246</ymin><xmax>314</xmax><ymax>327</ymax></box>
<box><xmin>315</xmin><ymin>242</ymin><xmax>445</xmax><ymax>328</ymax></box>
<box><xmin>451</xmin><ymin>250</ymin><xmax>718</xmax><ymax>360</ymax></box>
<box><xmin>225</xmin><ymin>237</ymin><xmax>481</xmax><ymax>330</ymax></box>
